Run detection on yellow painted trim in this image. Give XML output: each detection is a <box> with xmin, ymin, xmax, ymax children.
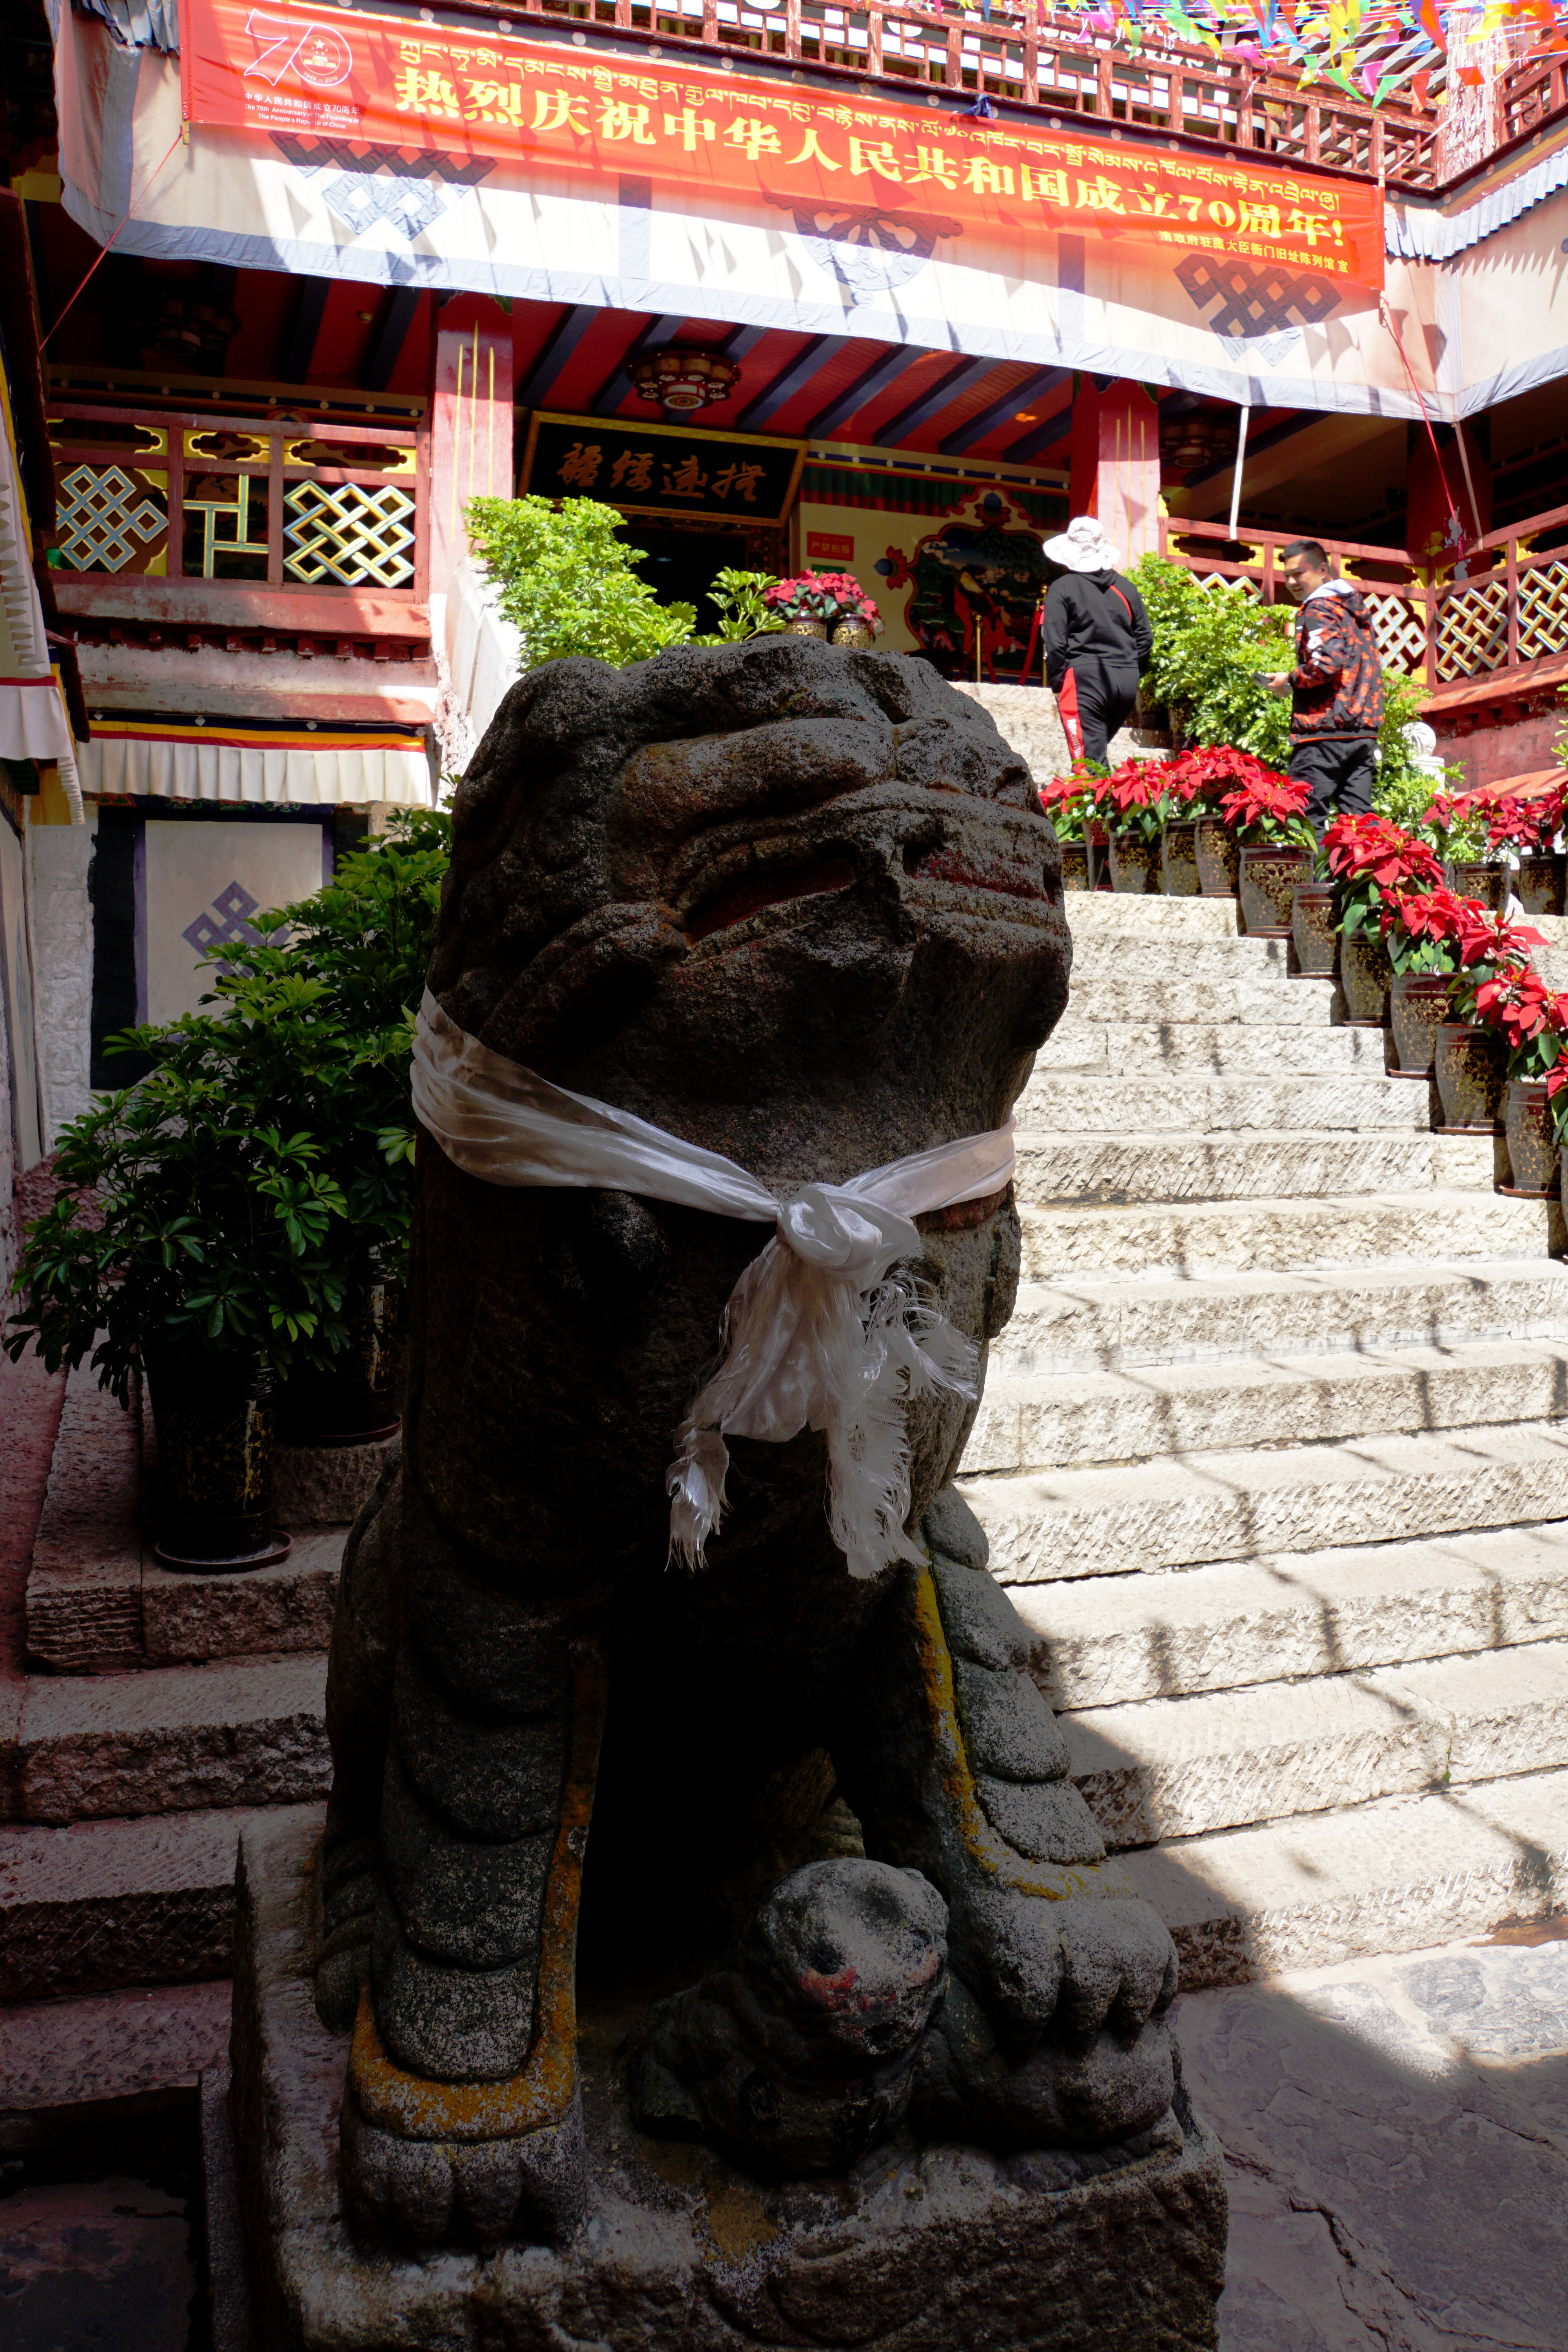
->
<box><xmin>912</xmin><ymin>1570</ymin><xmax>1110</xmax><ymax>1902</ymax></box>
<box><xmin>348</xmin><ymin>1648</ymin><xmax>606</xmax><ymax>2143</ymax></box>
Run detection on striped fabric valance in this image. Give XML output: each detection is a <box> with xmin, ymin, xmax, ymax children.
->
<box><xmin>78</xmin><ymin>720</ymin><xmax>432</xmax><ymax>806</ymax></box>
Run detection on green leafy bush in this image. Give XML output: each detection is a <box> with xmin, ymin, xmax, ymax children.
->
<box><xmin>466</xmin><ymin>493</ymin><xmax>694</xmax><ymax>666</ymax></box>
<box><xmin>6</xmin><ymin>811</ymin><xmax>452</xmax><ymax>1401</ymax></box>
<box><xmin>1129</xmin><ymin>555</ymin><xmax>1443</xmax><ymax>823</ymax></box>
<box><xmin>695</xmin><ymin>568</ymin><xmax>786</xmax><ymax>644</ymax></box>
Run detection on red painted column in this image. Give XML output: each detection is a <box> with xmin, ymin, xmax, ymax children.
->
<box><xmin>1407</xmin><ymin>423</ymin><xmax>1490</xmax><ymax>575</ymax></box>
<box><xmin>1066</xmin><ymin>379</ymin><xmax>1161</xmax><ymax>564</ymax></box>
<box><xmin>430</xmin><ymin>294</ymin><xmax>515</xmax><ymax>595</ymax></box>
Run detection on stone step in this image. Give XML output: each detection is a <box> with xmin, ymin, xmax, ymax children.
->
<box><xmin>961</xmin><ymin>1417</ymin><xmax>1568</xmax><ymax>1583</ymax></box>
<box><xmin>1066</xmin><ymin>1640</ymin><xmax>1568</xmax><ymax>1850</ymax></box>
<box><xmin>1064</xmin><ymin>974</ymin><xmax>1338</xmax><ymax>1028</ymax></box>
<box><xmin>8</xmin><ymin>1656</ymin><xmax>330</xmax><ymax>1826</ymax></box>
<box><xmin>1015</xmin><ymin>1188</ymin><xmax>1560</xmax><ymax>1280</ymax></box>
<box><xmin>1124</xmin><ymin>1764</ymin><xmax>1568</xmax><ymax>1988</ymax></box>
<box><xmin>992</xmin><ymin>1260</ymin><xmax>1568</xmax><ymax>1375</ymax></box>
<box><xmin>28</xmin><ymin>1530</ymin><xmax>342</xmax><ymax>1677</ymax></box>
<box><xmin>967</xmin><ymin>1338</ymin><xmax>1568</xmax><ymax>1475</ymax></box>
<box><xmin>1070</xmin><ymin>936</ymin><xmax>1297</xmax><ymax>984</ymax></box>
<box><xmin>0</xmin><ymin>1807</ymin><xmax>299</xmax><ymax>2001</ymax></box>
<box><xmin>1012</xmin><ymin>1522</ymin><xmax>1568</xmax><ymax>1711</ymax></box>
<box><xmin>1014</xmin><ymin>1129</ymin><xmax>1494</xmax><ymax>1208</ymax></box>
<box><xmin>1019</xmin><ymin>1072</ymin><xmax>1429</xmax><ymax>1134</ymax></box>
<box><xmin>0</xmin><ymin>1980</ymin><xmax>235</xmax><ymax>2134</ymax></box>
<box><xmin>1064</xmin><ymin>893</ymin><xmax>1248</xmax><ymax>939</ymax></box>
<box><xmin>1034</xmin><ymin>1017</ymin><xmax>1390</xmax><ymax>1078</ymax></box>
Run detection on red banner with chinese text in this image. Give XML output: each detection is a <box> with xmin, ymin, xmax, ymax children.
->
<box><xmin>180</xmin><ymin>0</ymin><xmax>1383</xmax><ymax>290</ymax></box>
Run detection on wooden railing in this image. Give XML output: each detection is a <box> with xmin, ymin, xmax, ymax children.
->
<box><xmin>45</xmin><ymin>404</ymin><xmax>429</xmax><ymax>633</ymax></box>
<box><xmin>1501</xmin><ymin>53</ymin><xmax>1568</xmax><ymax>146</ymax></box>
<box><xmin>506</xmin><ymin>0</ymin><xmax>1445</xmax><ymax>187</ymax></box>
<box><xmin>1160</xmin><ymin>506</ymin><xmax>1568</xmax><ymax>699</ymax></box>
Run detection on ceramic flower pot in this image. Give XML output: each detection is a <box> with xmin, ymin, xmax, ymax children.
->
<box><xmin>1292</xmin><ymin>884</ymin><xmax>1338</xmax><ymax>977</ymax></box>
<box><xmin>1339</xmin><ymin>923</ymin><xmax>1393</xmax><ymax>1025</ymax></box>
<box><xmin>1515</xmin><ymin>852</ymin><xmax>1566</xmax><ymax>918</ymax></box>
<box><xmin>1434</xmin><ymin>1021</ymin><xmax>1507</xmax><ymax>1132</ymax></box>
<box><xmin>143</xmin><ymin>1345</ymin><xmax>287</xmax><ymax>1572</ymax></box>
<box><xmin>1503</xmin><ymin>1077</ymin><xmax>1559</xmax><ymax>1198</ymax></box>
<box><xmin>1107</xmin><ymin>832</ymin><xmax>1161</xmax><ymax>894</ymax></box>
<box><xmin>830</xmin><ymin>620</ymin><xmax>873</xmax><ymax>648</ymax></box>
<box><xmin>278</xmin><ymin>1270</ymin><xmax>404</xmax><ymax>1446</ymax></box>
<box><xmin>1194</xmin><ymin>817</ymin><xmax>1239</xmax><ymax>898</ymax></box>
<box><xmin>782</xmin><ymin>617</ymin><xmax>828</xmax><ymax>639</ymax></box>
<box><xmin>1239</xmin><ymin>844</ymin><xmax>1309</xmax><ymax>938</ymax></box>
<box><xmin>1161</xmin><ymin>819</ymin><xmax>1201</xmax><ymax>897</ymax></box>
<box><xmin>1447</xmin><ymin>860</ymin><xmax>1508</xmax><ymax>912</ymax></box>
<box><xmin>1388</xmin><ymin>971</ymin><xmax>1454</xmax><ymax>1076</ymax></box>
<box><xmin>1089</xmin><ymin>824</ymin><xmax>1112</xmax><ymax>890</ymax></box>
<box><xmin>1060</xmin><ymin>842</ymin><xmax>1093</xmax><ymax>892</ymax></box>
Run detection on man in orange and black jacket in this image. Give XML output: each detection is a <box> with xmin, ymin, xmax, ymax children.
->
<box><xmin>1261</xmin><ymin>538</ymin><xmax>1385</xmax><ymax>832</ymax></box>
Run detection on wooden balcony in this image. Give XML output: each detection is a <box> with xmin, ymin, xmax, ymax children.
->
<box><xmin>504</xmin><ymin>0</ymin><xmax>1444</xmax><ymax>188</ymax></box>
<box><xmin>45</xmin><ymin>404</ymin><xmax>430</xmax><ymax>652</ymax></box>
<box><xmin>1161</xmin><ymin>507</ymin><xmax>1568</xmax><ymax>707</ymax></box>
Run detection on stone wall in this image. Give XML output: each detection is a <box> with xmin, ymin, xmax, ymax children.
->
<box><xmin>28</xmin><ymin>815</ymin><xmax>95</xmax><ymax>1147</ymax></box>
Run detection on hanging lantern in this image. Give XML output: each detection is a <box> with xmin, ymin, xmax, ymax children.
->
<box><xmin>631</xmin><ymin>347</ymin><xmax>741</xmax><ymax>414</ymax></box>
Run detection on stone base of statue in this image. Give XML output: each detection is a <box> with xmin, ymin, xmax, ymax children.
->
<box><xmin>225</xmin><ymin>1811</ymin><xmax>1227</xmax><ymax>2352</ymax></box>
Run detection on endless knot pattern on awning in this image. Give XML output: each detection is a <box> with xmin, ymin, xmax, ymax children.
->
<box><xmin>1176</xmin><ymin>255</ymin><xmax>1341</xmax><ymax>340</ymax></box>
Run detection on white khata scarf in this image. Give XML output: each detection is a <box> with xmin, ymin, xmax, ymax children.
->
<box><xmin>411</xmin><ymin>991</ymin><xmax>1015</xmax><ymax>1580</ymax></box>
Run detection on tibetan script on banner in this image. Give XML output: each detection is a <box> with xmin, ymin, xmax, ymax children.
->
<box><xmin>180</xmin><ymin>0</ymin><xmax>1385</xmax><ymax>289</ymax></box>
<box><xmin>521</xmin><ymin>414</ymin><xmax>804</xmax><ymax>524</ymax></box>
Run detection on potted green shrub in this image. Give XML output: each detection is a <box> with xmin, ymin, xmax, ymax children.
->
<box><xmin>225</xmin><ymin>809</ymin><xmax>449</xmax><ymax>1443</ymax></box>
<box><xmin>6</xmin><ymin>969</ymin><xmax>354</xmax><ymax>1568</ymax></box>
<box><xmin>1323</xmin><ymin>813</ymin><xmax>1444</xmax><ymax>1026</ymax></box>
<box><xmin>1437</xmin><ymin>905</ymin><xmax>1547</xmax><ymax>1131</ymax></box>
<box><xmin>1217</xmin><ymin>766</ymin><xmax>1316</xmax><ymax>937</ymax></box>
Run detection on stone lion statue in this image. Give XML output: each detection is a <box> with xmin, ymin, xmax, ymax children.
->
<box><xmin>314</xmin><ymin>634</ymin><xmax>1181</xmax><ymax>2252</ymax></box>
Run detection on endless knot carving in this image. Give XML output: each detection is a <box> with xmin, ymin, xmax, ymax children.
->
<box><xmin>1517</xmin><ymin>559</ymin><xmax>1568</xmax><ymax>666</ymax></box>
<box><xmin>1365</xmin><ymin>593</ymin><xmax>1428</xmax><ymax>676</ymax></box>
<box><xmin>284</xmin><ymin>482</ymin><xmax>417</xmax><ymax>588</ymax></box>
<box><xmin>56</xmin><ymin>463</ymin><xmax>166</xmax><ymax>573</ymax></box>
<box><xmin>1436</xmin><ymin>574</ymin><xmax>1509</xmax><ymax>681</ymax></box>
<box><xmin>181</xmin><ymin>880</ymin><xmax>266</xmax><ymax>969</ymax></box>
<box><xmin>1176</xmin><ymin>253</ymin><xmax>1340</xmax><ymax>339</ymax></box>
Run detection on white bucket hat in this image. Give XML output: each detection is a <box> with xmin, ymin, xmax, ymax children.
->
<box><xmin>1042</xmin><ymin>515</ymin><xmax>1122</xmax><ymax>573</ymax></box>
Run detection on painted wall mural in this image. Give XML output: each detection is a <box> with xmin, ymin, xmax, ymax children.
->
<box><xmin>874</xmin><ymin>490</ymin><xmax>1053</xmax><ymax>682</ymax></box>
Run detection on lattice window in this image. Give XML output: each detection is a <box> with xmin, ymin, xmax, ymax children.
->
<box><xmin>56</xmin><ymin>463</ymin><xmax>166</xmax><ymax>573</ymax></box>
<box><xmin>1195</xmin><ymin>571</ymin><xmax>1263</xmax><ymax>604</ymax></box>
<box><xmin>1365</xmin><ymin>593</ymin><xmax>1428</xmax><ymax>676</ymax></box>
<box><xmin>1436</xmin><ymin>575</ymin><xmax>1509</xmax><ymax>681</ymax></box>
<box><xmin>283</xmin><ymin>482</ymin><xmax>417</xmax><ymax>588</ymax></box>
<box><xmin>1517</xmin><ymin>558</ymin><xmax>1568</xmax><ymax>666</ymax></box>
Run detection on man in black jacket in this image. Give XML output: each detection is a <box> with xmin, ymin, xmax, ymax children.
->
<box><xmin>1041</xmin><ymin>515</ymin><xmax>1154</xmax><ymax>765</ymax></box>
<box><xmin>1261</xmin><ymin>538</ymin><xmax>1385</xmax><ymax>831</ymax></box>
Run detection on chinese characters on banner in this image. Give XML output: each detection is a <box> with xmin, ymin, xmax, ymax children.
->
<box><xmin>522</xmin><ymin>415</ymin><xmax>804</xmax><ymax>523</ymax></box>
<box><xmin>180</xmin><ymin>0</ymin><xmax>1384</xmax><ymax>289</ymax></box>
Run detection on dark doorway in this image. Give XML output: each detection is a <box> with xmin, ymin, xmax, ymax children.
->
<box><xmin>621</xmin><ymin>524</ymin><xmax>749</xmax><ymax>634</ymax></box>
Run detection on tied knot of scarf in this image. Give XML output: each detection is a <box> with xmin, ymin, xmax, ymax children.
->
<box><xmin>411</xmin><ymin>991</ymin><xmax>1014</xmax><ymax>1583</ymax></box>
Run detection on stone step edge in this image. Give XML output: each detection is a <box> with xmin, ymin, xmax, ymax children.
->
<box><xmin>0</xmin><ymin>1805</ymin><xmax>318</xmax><ymax>2004</ymax></box>
<box><xmin>1127</xmin><ymin>1766</ymin><xmax>1568</xmax><ymax>1991</ymax></box>
<box><xmin>1004</xmin><ymin>1521</ymin><xmax>1568</xmax><ymax>1711</ymax></box>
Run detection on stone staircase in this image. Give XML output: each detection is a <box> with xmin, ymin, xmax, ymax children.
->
<box><xmin>960</xmin><ymin>889</ymin><xmax>1568</xmax><ymax>1984</ymax></box>
<box><xmin>0</xmin><ymin>1368</ymin><xmax>373</xmax><ymax>2030</ymax></box>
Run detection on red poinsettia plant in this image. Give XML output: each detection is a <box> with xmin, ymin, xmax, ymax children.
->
<box><xmin>1379</xmin><ymin>887</ymin><xmax>1546</xmax><ymax>985</ymax></box>
<box><xmin>1217</xmin><ymin>766</ymin><xmax>1315</xmax><ymax>851</ymax></box>
<box><xmin>1038</xmin><ymin>768</ymin><xmax>1097</xmax><ymax>844</ymax></box>
<box><xmin>763</xmin><ymin>570</ymin><xmax>883</xmax><ymax>634</ymax></box>
<box><xmin>1161</xmin><ymin>746</ymin><xmax>1282</xmax><ymax>815</ymax></box>
<box><xmin>1420</xmin><ymin>791</ymin><xmax>1491</xmax><ymax>866</ymax></box>
<box><xmin>1323</xmin><ymin>813</ymin><xmax>1444</xmax><ymax>940</ymax></box>
<box><xmin>1091</xmin><ymin>755</ymin><xmax>1185</xmax><ymax>846</ymax></box>
<box><xmin>1469</xmin><ymin>962</ymin><xmax>1568</xmax><ymax>1082</ymax></box>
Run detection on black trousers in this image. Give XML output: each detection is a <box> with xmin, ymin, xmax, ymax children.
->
<box><xmin>1063</xmin><ymin>659</ymin><xmax>1140</xmax><ymax>765</ymax></box>
<box><xmin>1289</xmin><ymin>735</ymin><xmax>1377</xmax><ymax>831</ymax></box>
